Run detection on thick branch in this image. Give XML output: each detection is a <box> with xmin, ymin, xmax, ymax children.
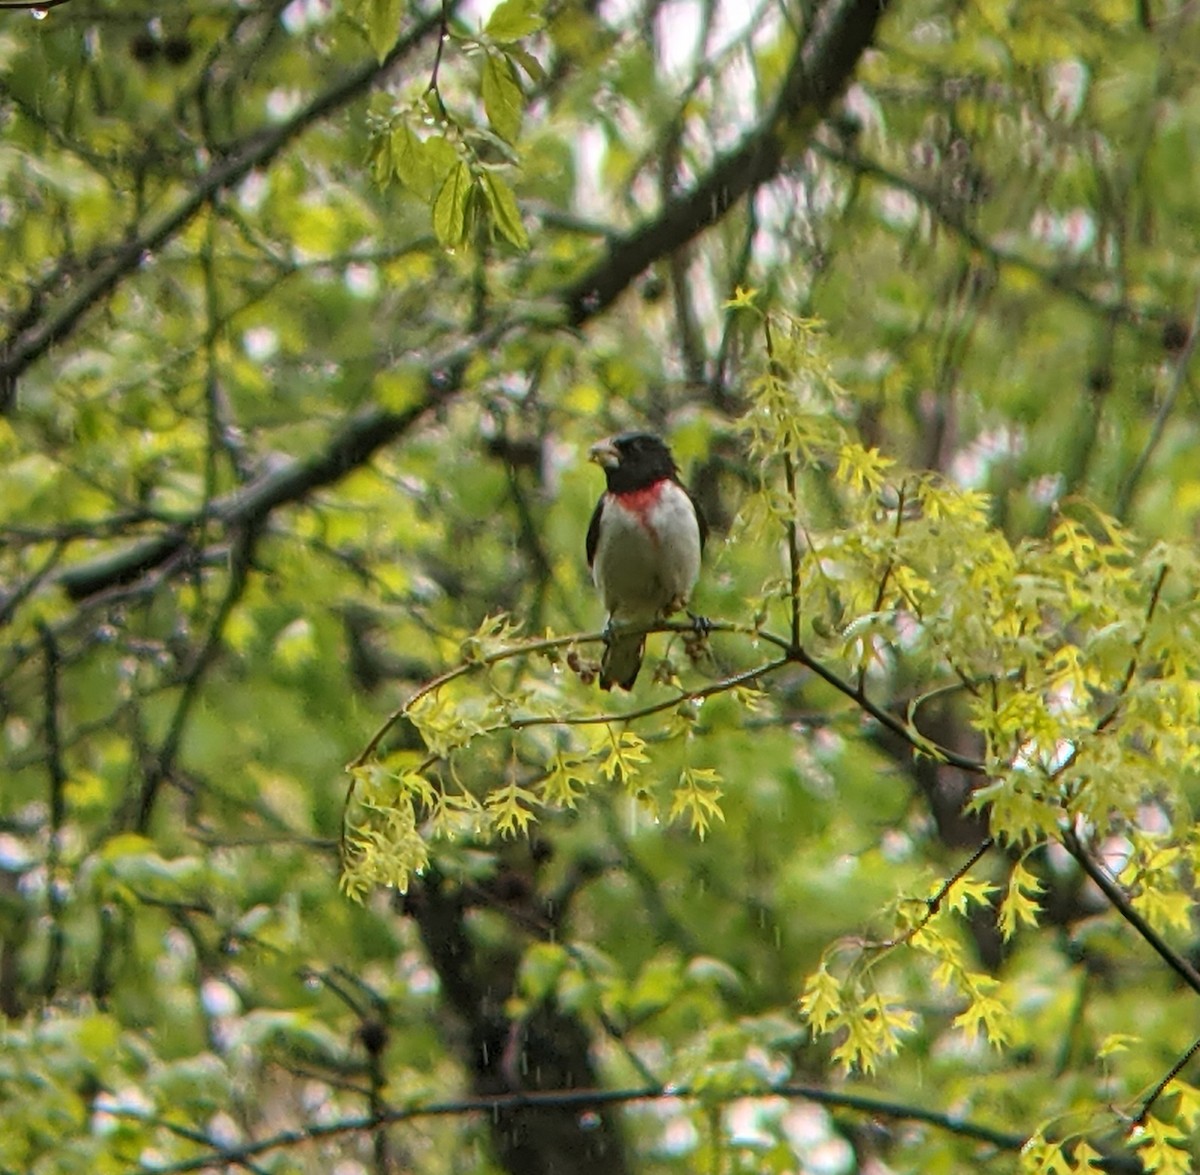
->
<box><xmin>561</xmin><ymin>0</ymin><xmax>892</xmax><ymax>324</ymax></box>
<box><xmin>51</xmin><ymin>0</ymin><xmax>887</xmax><ymax>598</ymax></box>
<box><xmin>0</xmin><ymin>4</ymin><xmax>455</xmax><ymax>409</ymax></box>
<box><xmin>56</xmin><ymin>345</ymin><xmax>480</xmax><ymax>601</ymax></box>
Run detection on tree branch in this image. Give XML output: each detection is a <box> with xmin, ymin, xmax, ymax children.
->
<box><xmin>814</xmin><ymin>142</ymin><xmax>1166</xmax><ymax>328</ymax></box>
<box><xmin>47</xmin><ymin>0</ymin><xmax>887</xmax><ymax>599</ymax></box>
<box><xmin>1136</xmin><ymin>1033</ymin><xmax>1200</xmax><ymax>1125</ymax></box>
<box><xmin>561</xmin><ymin>0</ymin><xmax>893</xmax><ymax>324</ymax></box>
<box><xmin>1114</xmin><ymin>288</ymin><xmax>1200</xmax><ymax>518</ymax></box>
<box><xmin>55</xmin><ymin>328</ymin><xmax>494</xmax><ymax>601</ymax></box>
<box><xmin>0</xmin><ymin>2</ymin><xmax>458</xmax><ymax>410</ymax></box>
<box><xmin>124</xmin><ymin>1078</ymin><xmax>1032</xmax><ymax>1175</ymax></box>
<box><xmin>133</xmin><ymin>524</ymin><xmax>260</xmax><ymax>832</ymax></box>
<box><xmin>1060</xmin><ymin>825</ymin><xmax>1200</xmax><ymax>999</ymax></box>
<box><xmin>36</xmin><ymin>620</ymin><xmax>67</xmax><ymax>1003</ymax></box>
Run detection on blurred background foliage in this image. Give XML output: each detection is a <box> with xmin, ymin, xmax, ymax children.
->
<box><xmin>3</xmin><ymin>0</ymin><xmax>1200</xmax><ymax>1171</ymax></box>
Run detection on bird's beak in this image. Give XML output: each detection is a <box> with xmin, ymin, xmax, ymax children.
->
<box><xmin>589</xmin><ymin>439</ymin><xmax>620</xmax><ymax>469</ymax></box>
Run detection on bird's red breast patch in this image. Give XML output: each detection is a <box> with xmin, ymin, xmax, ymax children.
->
<box><xmin>610</xmin><ymin>479</ymin><xmax>669</xmax><ymax>536</ymax></box>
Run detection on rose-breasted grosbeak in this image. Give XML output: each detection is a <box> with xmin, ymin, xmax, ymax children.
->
<box><xmin>586</xmin><ymin>432</ymin><xmax>707</xmax><ymax>690</ymax></box>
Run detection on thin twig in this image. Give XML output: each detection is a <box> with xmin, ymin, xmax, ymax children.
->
<box><xmin>859</xmin><ymin>480</ymin><xmax>907</xmax><ymax>694</ymax></box>
<box><xmin>1105</xmin><ymin>563</ymin><xmax>1169</xmax><ymax>723</ymax></box>
<box><xmin>134</xmin><ymin>527</ymin><xmax>260</xmax><ymax>832</ymax></box>
<box><xmin>1061</xmin><ymin>825</ymin><xmax>1200</xmax><ymax>998</ymax></box>
<box><xmin>866</xmin><ymin>837</ymin><xmax>995</xmax><ymax>952</ymax></box>
<box><xmin>1115</xmin><ymin>291</ymin><xmax>1200</xmax><ymax>518</ymax></box>
<box><xmin>350</xmin><ymin>620</ymin><xmax>788</xmax><ymax>767</ymax></box>
<box><xmin>0</xmin><ymin>2</ymin><xmax>461</xmax><ymax>405</ymax></box>
<box><xmin>510</xmin><ymin>661</ymin><xmax>787</xmax><ymax>730</ymax></box>
<box><xmin>763</xmin><ymin>314</ymin><xmax>804</xmax><ymax>653</ymax></box>
<box><xmin>424</xmin><ymin>0</ymin><xmax>451</xmax><ymax>118</ymax></box>
<box><xmin>814</xmin><ymin>141</ymin><xmax>1161</xmax><ymax>328</ymax></box>
<box><xmin>1136</xmin><ymin>1033</ymin><xmax>1200</xmax><ymax>1124</ymax></box>
<box><xmin>1048</xmin><ymin>562</ymin><xmax>1169</xmax><ymax>784</ymax></box>
<box><xmin>352</xmin><ymin>615</ymin><xmax>988</xmax><ymax>775</ymax></box>
<box><xmin>790</xmin><ymin>644</ymin><xmax>987</xmax><ymax>773</ymax></box>
<box><xmin>0</xmin><ymin>539</ymin><xmax>65</xmax><ymax>626</ymax></box>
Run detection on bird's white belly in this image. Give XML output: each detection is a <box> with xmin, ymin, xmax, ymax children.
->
<box><xmin>592</xmin><ymin>483</ymin><xmax>701</xmax><ymax>620</ymax></box>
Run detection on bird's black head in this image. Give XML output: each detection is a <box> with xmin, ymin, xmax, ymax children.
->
<box><xmin>590</xmin><ymin>432</ymin><xmax>679</xmax><ymax>493</ymax></box>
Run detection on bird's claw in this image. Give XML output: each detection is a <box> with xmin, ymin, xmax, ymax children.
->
<box><xmin>686</xmin><ymin>611</ymin><xmax>712</xmax><ymax>636</ymax></box>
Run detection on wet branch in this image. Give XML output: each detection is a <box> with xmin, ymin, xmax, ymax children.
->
<box><xmin>36</xmin><ymin>621</ymin><xmax>67</xmax><ymax>1002</ymax></box>
<box><xmin>1060</xmin><ymin>825</ymin><xmax>1200</xmax><ymax>999</ymax></box>
<box><xmin>123</xmin><ymin>1078</ymin><xmax>1031</xmax><ymax>1175</ymax></box>
<box><xmin>0</xmin><ymin>2</ymin><xmax>459</xmax><ymax>409</ymax></box>
<box><xmin>133</xmin><ymin>526</ymin><xmax>260</xmax><ymax>833</ymax></box>
<box><xmin>561</xmin><ymin>0</ymin><xmax>893</xmax><ymax>324</ymax></box>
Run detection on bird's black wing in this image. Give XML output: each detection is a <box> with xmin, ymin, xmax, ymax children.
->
<box><xmin>585</xmin><ymin>495</ymin><xmax>605</xmax><ymax>569</ymax></box>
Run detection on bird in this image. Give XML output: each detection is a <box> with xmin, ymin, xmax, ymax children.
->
<box><xmin>586</xmin><ymin>432</ymin><xmax>707</xmax><ymax>690</ymax></box>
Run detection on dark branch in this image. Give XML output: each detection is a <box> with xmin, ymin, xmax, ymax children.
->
<box><xmin>1136</xmin><ymin>1033</ymin><xmax>1200</xmax><ymax>1125</ymax></box>
<box><xmin>125</xmin><ymin>1078</ymin><xmax>1029</xmax><ymax>1175</ymax></box>
<box><xmin>56</xmin><ymin>342</ymin><xmax>483</xmax><ymax>601</ymax></box>
<box><xmin>561</xmin><ymin>0</ymin><xmax>893</xmax><ymax>324</ymax></box>
<box><xmin>48</xmin><ymin>0</ymin><xmax>886</xmax><ymax>600</ymax></box>
<box><xmin>133</xmin><ymin>525</ymin><xmax>260</xmax><ymax>832</ymax></box>
<box><xmin>36</xmin><ymin>621</ymin><xmax>67</xmax><ymax>1002</ymax></box>
<box><xmin>814</xmin><ymin>142</ymin><xmax>1167</xmax><ymax>328</ymax></box>
<box><xmin>0</xmin><ymin>2</ymin><xmax>458</xmax><ymax>409</ymax></box>
<box><xmin>1060</xmin><ymin>826</ymin><xmax>1200</xmax><ymax>999</ymax></box>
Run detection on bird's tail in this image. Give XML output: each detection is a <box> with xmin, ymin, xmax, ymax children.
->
<box><xmin>600</xmin><ymin>632</ymin><xmax>645</xmax><ymax>691</ymax></box>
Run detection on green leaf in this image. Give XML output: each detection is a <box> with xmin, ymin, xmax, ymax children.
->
<box><xmin>392</xmin><ymin>125</ymin><xmax>459</xmax><ymax>201</ymax></box>
<box><xmin>373</xmin><ymin>365</ymin><xmax>428</xmax><ymax>412</ymax></box>
<box><xmin>797</xmin><ymin>965</ymin><xmax>841</xmax><ymax>1033</ymax></box>
<box><xmin>484</xmin><ymin>0</ymin><xmax>545</xmax><ymax>42</ymax></box>
<box><xmin>433</xmin><ymin>161</ymin><xmax>474</xmax><ymax>247</ymax></box>
<box><xmin>482</xmin><ymin>52</ymin><xmax>524</xmax><ymax>144</ymax></box>
<box><xmin>365</xmin><ymin>0</ymin><xmax>402</xmax><ymax>62</ymax></box>
<box><xmin>999</xmin><ymin>858</ymin><xmax>1045</xmax><ymax>940</ymax></box>
<box><xmin>507</xmin><ymin>44</ymin><xmax>547</xmax><ymax>83</ymax></box>
<box><xmin>1133</xmin><ymin>1116</ymin><xmax>1191</xmax><ymax>1175</ymax></box>
<box><xmin>480</xmin><ymin>170</ymin><xmax>529</xmax><ymax>249</ymax></box>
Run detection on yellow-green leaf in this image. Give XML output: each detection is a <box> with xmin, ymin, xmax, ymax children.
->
<box><xmin>999</xmin><ymin>858</ymin><xmax>1045</xmax><ymax>940</ymax></box>
<box><xmin>486</xmin><ymin>781</ymin><xmax>539</xmax><ymax>838</ymax></box>
<box><xmin>433</xmin><ymin>161</ymin><xmax>473</xmax><ymax>247</ymax></box>
<box><xmin>484</xmin><ymin>0</ymin><xmax>545</xmax><ymax>42</ymax></box>
<box><xmin>1133</xmin><ymin>1116</ymin><xmax>1191</xmax><ymax>1175</ymax></box>
<box><xmin>507</xmin><ymin>44</ymin><xmax>546</xmax><ymax>83</ymax></box>
<box><xmin>797</xmin><ymin>966</ymin><xmax>841</xmax><ymax>1033</ymax></box>
<box><xmin>482</xmin><ymin>52</ymin><xmax>524</xmax><ymax>143</ymax></box>
<box><xmin>364</xmin><ymin>0</ymin><xmax>402</xmax><ymax>62</ymax></box>
<box><xmin>393</xmin><ymin>126</ymin><xmax>459</xmax><ymax>201</ymax></box>
<box><xmin>1096</xmin><ymin>1032</ymin><xmax>1139</xmax><ymax>1059</ymax></box>
<box><xmin>480</xmin><ymin>171</ymin><xmax>529</xmax><ymax>249</ymax></box>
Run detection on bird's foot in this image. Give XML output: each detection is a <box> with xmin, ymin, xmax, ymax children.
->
<box><xmin>682</xmin><ymin>611</ymin><xmax>712</xmax><ymax>668</ymax></box>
